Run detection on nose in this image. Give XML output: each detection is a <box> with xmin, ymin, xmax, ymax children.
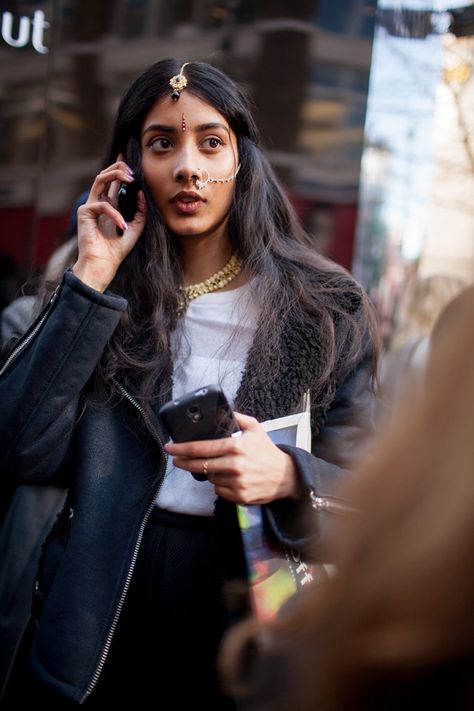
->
<box><xmin>172</xmin><ymin>146</ymin><xmax>201</xmax><ymax>186</ymax></box>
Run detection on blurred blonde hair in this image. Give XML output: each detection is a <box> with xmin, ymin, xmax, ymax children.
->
<box><xmin>221</xmin><ymin>285</ymin><xmax>474</xmax><ymax>710</ymax></box>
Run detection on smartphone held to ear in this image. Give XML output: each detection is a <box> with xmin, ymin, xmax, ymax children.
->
<box><xmin>116</xmin><ymin>181</ymin><xmax>140</xmax><ymax>235</ymax></box>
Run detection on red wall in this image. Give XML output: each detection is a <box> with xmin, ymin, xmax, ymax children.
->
<box><xmin>0</xmin><ymin>207</ymin><xmax>69</xmax><ymax>270</ymax></box>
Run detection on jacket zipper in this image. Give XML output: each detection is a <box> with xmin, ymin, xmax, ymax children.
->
<box><xmin>84</xmin><ymin>381</ymin><xmax>168</xmax><ymax>700</ymax></box>
<box><xmin>309</xmin><ymin>488</ymin><xmax>358</xmax><ymax>516</ymax></box>
<box><xmin>0</xmin><ymin>285</ymin><xmax>61</xmax><ymax>377</ymax></box>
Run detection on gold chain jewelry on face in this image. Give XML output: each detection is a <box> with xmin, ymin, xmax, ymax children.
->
<box><xmin>170</xmin><ymin>62</ymin><xmax>189</xmax><ymax>101</ymax></box>
<box><xmin>177</xmin><ymin>254</ymin><xmax>243</xmax><ymax>316</ymax></box>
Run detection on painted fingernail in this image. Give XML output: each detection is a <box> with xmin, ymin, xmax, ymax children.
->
<box><xmin>121</xmin><ymin>221</ymin><xmax>128</xmax><ymax>230</ymax></box>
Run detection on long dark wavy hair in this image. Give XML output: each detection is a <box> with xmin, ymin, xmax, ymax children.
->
<box><xmin>78</xmin><ymin>59</ymin><xmax>379</xmax><ymax>411</ymax></box>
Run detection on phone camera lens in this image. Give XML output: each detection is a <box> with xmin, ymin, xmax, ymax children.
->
<box><xmin>187</xmin><ymin>405</ymin><xmax>203</xmax><ymax>422</ymax></box>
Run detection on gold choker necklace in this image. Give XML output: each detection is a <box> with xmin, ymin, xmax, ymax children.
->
<box><xmin>177</xmin><ymin>254</ymin><xmax>243</xmax><ymax>316</ymax></box>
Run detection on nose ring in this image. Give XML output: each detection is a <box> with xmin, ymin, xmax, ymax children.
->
<box><xmin>195</xmin><ymin>169</ymin><xmax>209</xmax><ymax>190</ymax></box>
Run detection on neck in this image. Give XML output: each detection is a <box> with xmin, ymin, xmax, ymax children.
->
<box><xmin>178</xmin><ymin>231</ymin><xmax>233</xmax><ymax>286</ymax></box>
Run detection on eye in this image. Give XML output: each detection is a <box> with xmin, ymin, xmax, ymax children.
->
<box><xmin>202</xmin><ymin>136</ymin><xmax>224</xmax><ymax>150</ymax></box>
<box><xmin>149</xmin><ymin>136</ymin><xmax>173</xmax><ymax>152</ymax></box>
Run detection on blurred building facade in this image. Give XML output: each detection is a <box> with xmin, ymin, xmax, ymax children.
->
<box><xmin>421</xmin><ymin>31</ymin><xmax>474</xmax><ymax>280</ymax></box>
<box><xmin>0</xmin><ymin>0</ymin><xmax>377</xmax><ymax>293</ymax></box>
<box><xmin>353</xmin><ymin>0</ymin><xmax>474</xmax><ymax>348</ymax></box>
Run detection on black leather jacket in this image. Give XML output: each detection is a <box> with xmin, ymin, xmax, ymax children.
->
<box><xmin>0</xmin><ymin>270</ymin><xmax>375</xmax><ymax>703</ymax></box>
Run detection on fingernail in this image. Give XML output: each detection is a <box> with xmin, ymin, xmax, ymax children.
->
<box><xmin>121</xmin><ymin>221</ymin><xmax>128</xmax><ymax>230</ymax></box>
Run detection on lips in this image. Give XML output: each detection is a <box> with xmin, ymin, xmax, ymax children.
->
<box><xmin>171</xmin><ymin>191</ymin><xmax>205</xmax><ymax>214</ymax></box>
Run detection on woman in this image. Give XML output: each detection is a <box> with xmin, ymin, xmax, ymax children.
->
<box><xmin>221</xmin><ymin>286</ymin><xmax>474</xmax><ymax>710</ymax></box>
<box><xmin>0</xmin><ymin>59</ymin><xmax>377</xmax><ymax>708</ymax></box>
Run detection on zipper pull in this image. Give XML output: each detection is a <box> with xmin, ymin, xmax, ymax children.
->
<box><xmin>309</xmin><ymin>488</ymin><xmax>358</xmax><ymax>515</ymax></box>
<box><xmin>63</xmin><ymin>506</ymin><xmax>74</xmax><ymax>540</ymax></box>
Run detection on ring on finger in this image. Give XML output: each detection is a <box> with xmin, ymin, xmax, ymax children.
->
<box><xmin>203</xmin><ymin>459</ymin><xmax>209</xmax><ymax>477</ymax></box>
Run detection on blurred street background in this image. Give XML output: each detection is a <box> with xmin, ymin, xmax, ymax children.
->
<box><xmin>1</xmin><ymin>0</ymin><xmax>473</xmax><ymax>353</ymax></box>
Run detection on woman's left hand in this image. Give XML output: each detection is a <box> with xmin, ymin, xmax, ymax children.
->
<box><xmin>164</xmin><ymin>412</ymin><xmax>301</xmax><ymax>504</ymax></box>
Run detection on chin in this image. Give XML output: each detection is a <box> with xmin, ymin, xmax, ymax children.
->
<box><xmin>169</xmin><ymin>222</ymin><xmax>219</xmax><ymax>239</ymax></box>
<box><xmin>171</xmin><ymin>226</ymin><xmax>207</xmax><ymax>238</ymax></box>
<box><xmin>166</xmin><ymin>214</ymin><xmax>229</xmax><ymax>240</ymax></box>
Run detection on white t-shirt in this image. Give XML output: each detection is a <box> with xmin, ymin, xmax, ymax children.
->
<box><xmin>155</xmin><ymin>281</ymin><xmax>259</xmax><ymax>515</ymax></box>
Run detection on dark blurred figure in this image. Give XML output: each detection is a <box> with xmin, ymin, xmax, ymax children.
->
<box><xmin>0</xmin><ymin>239</ymin><xmax>77</xmax><ymax>342</ymax></box>
<box><xmin>0</xmin><ymin>192</ymin><xmax>86</xmax><ymax>342</ymax></box>
<box><xmin>221</xmin><ymin>285</ymin><xmax>474</xmax><ymax>710</ymax></box>
<box><xmin>0</xmin><ymin>194</ymin><xmax>85</xmax><ymax>700</ymax></box>
<box><xmin>0</xmin><ymin>254</ymin><xmax>22</xmax><ymax>313</ymax></box>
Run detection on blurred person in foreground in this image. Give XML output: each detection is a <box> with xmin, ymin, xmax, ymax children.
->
<box><xmin>221</xmin><ymin>284</ymin><xmax>474</xmax><ymax>710</ymax></box>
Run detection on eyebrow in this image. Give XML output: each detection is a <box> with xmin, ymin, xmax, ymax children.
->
<box><xmin>195</xmin><ymin>122</ymin><xmax>229</xmax><ymax>133</ymax></box>
<box><xmin>142</xmin><ymin>121</ymin><xmax>229</xmax><ymax>136</ymax></box>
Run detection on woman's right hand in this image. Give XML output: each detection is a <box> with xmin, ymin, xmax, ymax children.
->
<box><xmin>72</xmin><ymin>158</ymin><xmax>147</xmax><ymax>292</ymax></box>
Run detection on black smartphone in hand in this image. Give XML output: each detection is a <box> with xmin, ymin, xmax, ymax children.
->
<box><xmin>116</xmin><ymin>181</ymin><xmax>140</xmax><ymax>235</ymax></box>
<box><xmin>159</xmin><ymin>385</ymin><xmax>238</xmax><ymax>442</ymax></box>
<box><xmin>159</xmin><ymin>385</ymin><xmax>239</xmax><ymax>480</ymax></box>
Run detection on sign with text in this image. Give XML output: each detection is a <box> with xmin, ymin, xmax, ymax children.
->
<box><xmin>1</xmin><ymin>10</ymin><xmax>49</xmax><ymax>54</ymax></box>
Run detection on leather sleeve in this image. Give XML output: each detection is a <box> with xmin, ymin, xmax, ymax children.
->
<box><xmin>0</xmin><ymin>270</ymin><xmax>127</xmax><ymax>485</ymax></box>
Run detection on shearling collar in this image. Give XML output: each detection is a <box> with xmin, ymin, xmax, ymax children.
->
<box><xmin>234</xmin><ymin>314</ymin><xmax>336</xmax><ymax>437</ymax></box>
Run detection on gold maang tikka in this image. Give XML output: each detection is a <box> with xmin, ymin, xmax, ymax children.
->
<box><xmin>169</xmin><ymin>62</ymin><xmax>189</xmax><ymax>101</ymax></box>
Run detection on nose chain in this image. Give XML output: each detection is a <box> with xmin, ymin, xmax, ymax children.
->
<box><xmin>194</xmin><ymin>164</ymin><xmax>241</xmax><ymax>190</ymax></box>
